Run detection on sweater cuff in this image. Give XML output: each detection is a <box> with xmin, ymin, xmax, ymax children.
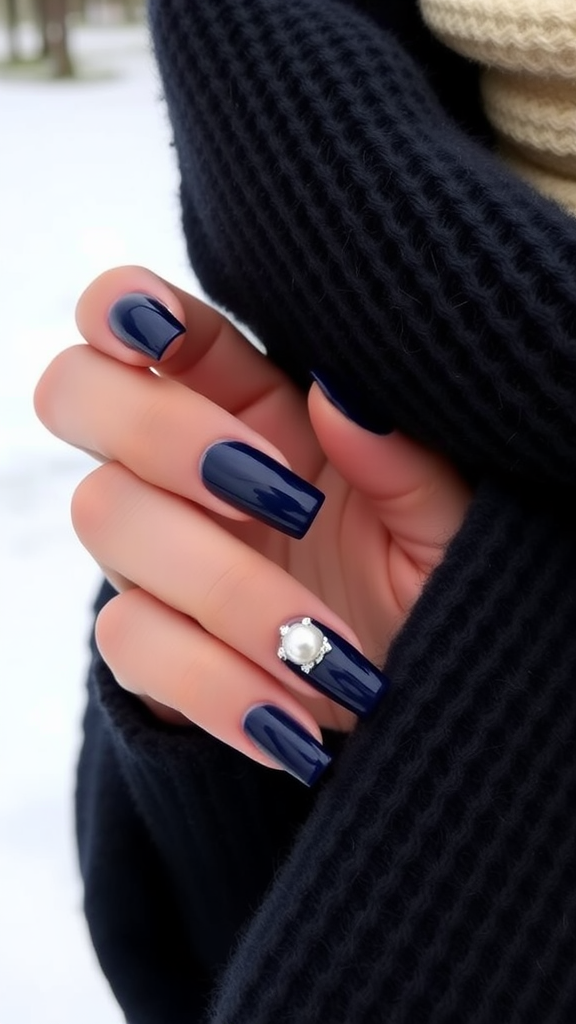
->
<box><xmin>81</xmin><ymin>582</ymin><xmax>323</xmax><ymax>985</ymax></box>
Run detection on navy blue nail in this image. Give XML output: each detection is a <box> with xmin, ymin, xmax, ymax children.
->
<box><xmin>200</xmin><ymin>441</ymin><xmax>324</xmax><ymax>539</ymax></box>
<box><xmin>243</xmin><ymin>705</ymin><xmax>332</xmax><ymax>786</ymax></box>
<box><xmin>108</xmin><ymin>293</ymin><xmax>185</xmax><ymax>360</ymax></box>
<box><xmin>311</xmin><ymin>370</ymin><xmax>394</xmax><ymax>435</ymax></box>
<box><xmin>278</xmin><ymin>617</ymin><xmax>390</xmax><ymax>717</ymax></box>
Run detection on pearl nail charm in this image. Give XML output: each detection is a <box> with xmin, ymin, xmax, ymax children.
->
<box><xmin>277</xmin><ymin>617</ymin><xmax>332</xmax><ymax>674</ymax></box>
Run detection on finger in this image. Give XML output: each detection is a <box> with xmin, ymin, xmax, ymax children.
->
<box><xmin>35</xmin><ymin>345</ymin><xmax>324</xmax><ymax>538</ymax></box>
<box><xmin>308</xmin><ymin>378</ymin><xmax>471</xmax><ymax>569</ymax></box>
<box><xmin>74</xmin><ymin>266</ymin><xmax>323</xmax><ymax>476</ymax></box>
<box><xmin>76</xmin><ymin>265</ymin><xmax>282</xmax><ymax>406</ymax></box>
<box><xmin>96</xmin><ymin>587</ymin><xmax>332</xmax><ymax>785</ymax></box>
<box><xmin>72</xmin><ymin>462</ymin><xmax>389</xmax><ymax>720</ymax></box>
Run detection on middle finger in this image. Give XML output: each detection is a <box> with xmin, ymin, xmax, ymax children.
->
<box><xmin>37</xmin><ymin>344</ymin><xmax>324</xmax><ymax>540</ymax></box>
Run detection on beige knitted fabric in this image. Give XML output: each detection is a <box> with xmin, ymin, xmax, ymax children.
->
<box><xmin>419</xmin><ymin>0</ymin><xmax>576</xmax><ymax>215</ymax></box>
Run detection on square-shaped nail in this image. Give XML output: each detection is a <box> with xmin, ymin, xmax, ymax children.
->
<box><xmin>243</xmin><ymin>704</ymin><xmax>332</xmax><ymax>786</ymax></box>
<box><xmin>200</xmin><ymin>441</ymin><xmax>324</xmax><ymax>538</ymax></box>
<box><xmin>108</xmin><ymin>293</ymin><xmax>185</xmax><ymax>360</ymax></box>
<box><xmin>277</xmin><ymin>617</ymin><xmax>390</xmax><ymax>716</ymax></box>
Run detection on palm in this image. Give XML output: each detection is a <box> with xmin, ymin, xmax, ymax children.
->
<box><xmin>207</xmin><ymin>378</ymin><xmax>431</xmax><ymax>732</ymax></box>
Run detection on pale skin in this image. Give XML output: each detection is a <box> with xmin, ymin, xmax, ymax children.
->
<box><xmin>34</xmin><ymin>266</ymin><xmax>471</xmax><ymax>775</ymax></box>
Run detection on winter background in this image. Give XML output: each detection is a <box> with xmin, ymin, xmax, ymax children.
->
<box><xmin>1</xmin><ymin>17</ymin><xmax>200</xmax><ymax>1022</ymax></box>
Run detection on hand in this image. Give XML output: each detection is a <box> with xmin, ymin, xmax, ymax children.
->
<box><xmin>34</xmin><ymin>267</ymin><xmax>471</xmax><ymax>784</ymax></box>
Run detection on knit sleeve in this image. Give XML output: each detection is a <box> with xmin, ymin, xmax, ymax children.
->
<box><xmin>76</xmin><ymin>581</ymin><xmax>322</xmax><ymax>1023</ymax></box>
<box><xmin>76</xmin><ymin>668</ymin><xmax>212</xmax><ymax>1023</ymax></box>
<box><xmin>206</xmin><ymin>481</ymin><xmax>576</xmax><ymax>1024</ymax></box>
<box><xmin>149</xmin><ymin>0</ymin><xmax>576</xmax><ymax>491</ymax></box>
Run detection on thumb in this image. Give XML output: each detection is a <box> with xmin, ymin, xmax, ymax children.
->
<box><xmin>308</xmin><ymin>372</ymin><xmax>471</xmax><ymax>571</ymax></box>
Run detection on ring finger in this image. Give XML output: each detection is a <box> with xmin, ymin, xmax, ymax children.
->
<box><xmin>73</xmin><ymin>462</ymin><xmax>389</xmax><ymax>721</ymax></box>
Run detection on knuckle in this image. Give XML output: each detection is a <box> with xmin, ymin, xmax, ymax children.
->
<box><xmin>172</xmin><ymin>649</ymin><xmax>210</xmax><ymax>710</ymax></box>
<box><xmin>94</xmin><ymin>589</ymin><xmax>144</xmax><ymax>684</ymax></box>
<box><xmin>70</xmin><ymin>462</ymin><xmax>130</xmax><ymax>546</ymax></box>
<box><xmin>201</xmin><ymin>560</ymin><xmax>258</xmax><ymax>625</ymax></box>
<box><xmin>123</xmin><ymin>390</ymin><xmax>174</xmax><ymax>460</ymax></box>
<box><xmin>171</xmin><ymin>637</ymin><xmax>234</xmax><ymax>721</ymax></box>
<box><xmin>94</xmin><ymin>593</ymin><xmax>127</xmax><ymax>663</ymax></box>
<box><xmin>71</xmin><ymin>466</ymin><xmax>107</xmax><ymax>539</ymax></box>
<box><xmin>33</xmin><ymin>345</ymin><xmax>86</xmax><ymax>431</ymax></box>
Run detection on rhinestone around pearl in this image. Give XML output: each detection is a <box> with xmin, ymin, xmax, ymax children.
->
<box><xmin>279</xmin><ymin>619</ymin><xmax>325</xmax><ymax>666</ymax></box>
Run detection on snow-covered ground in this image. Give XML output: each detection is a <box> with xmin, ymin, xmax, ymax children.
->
<box><xmin>0</xmin><ymin>21</ymin><xmax>198</xmax><ymax>1023</ymax></box>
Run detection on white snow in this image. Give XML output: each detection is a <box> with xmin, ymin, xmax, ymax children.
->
<box><xmin>1</xmin><ymin>21</ymin><xmax>199</xmax><ymax>1023</ymax></box>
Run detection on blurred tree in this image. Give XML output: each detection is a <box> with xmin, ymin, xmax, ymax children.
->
<box><xmin>5</xmin><ymin>0</ymin><xmax>21</xmax><ymax>61</ymax></box>
<box><xmin>34</xmin><ymin>0</ymin><xmax>50</xmax><ymax>58</ymax></box>
<box><xmin>1</xmin><ymin>0</ymin><xmax>142</xmax><ymax>72</ymax></box>
<box><xmin>37</xmin><ymin>0</ymin><xmax>74</xmax><ymax>77</ymax></box>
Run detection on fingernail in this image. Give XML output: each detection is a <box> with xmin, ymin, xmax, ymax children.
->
<box><xmin>277</xmin><ymin>617</ymin><xmax>390</xmax><ymax>717</ymax></box>
<box><xmin>108</xmin><ymin>293</ymin><xmax>186</xmax><ymax>360</ymax></box>
<box><xmin>200</xmin><ymin>441</ymin><xmax>324</xmax><ymax>539</ymax></box>
<box><xmin>311</xmin><ymin>370</ymin><xmax>394</xmax><ymax>435</ymax></box>
<box><xmin>243</xmin><ymin>704</ymin><xmax>332</xmax><ymax>786</ymax></box>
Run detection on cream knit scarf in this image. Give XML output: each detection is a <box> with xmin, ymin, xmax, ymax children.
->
<box><xmin>420</xmin><ymin>0</ymin><xmax>576</xmax><ymax>215</ymax></box>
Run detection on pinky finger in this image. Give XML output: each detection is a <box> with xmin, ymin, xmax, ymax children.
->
<box><xmin>95</xmin><ymin>588</ymin><xmax>332</xmax><ymax>786</ymax></box>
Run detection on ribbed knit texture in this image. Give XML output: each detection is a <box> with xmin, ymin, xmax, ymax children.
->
<box><xmin>420</xmin><ymin>0</ymin><xmax>576</xmax><ymax>214</ymax></box>
<box><xmin>419</xmin><ymin>0</ymin><xmax>576</xmax><ymax>73</ymax></box>
<box><xmin>75</xmin><ymin>2</ymin><xmax>576</xmax><ymax>1022</ymax></box>
<box><xmin>149</xmin><ymin>0</ymin><xmax>576</xmax><ymax>492</ymax></box>
<box><xmin>209</xmin><ymin>485</ymin><xmax>576</xmax><ymax>1024</ymax></box>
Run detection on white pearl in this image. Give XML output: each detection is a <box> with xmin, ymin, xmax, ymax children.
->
<box><xmin>283</xmin><ymin>622</ymin><xmax>324</xmax><ymax>665</ymax></box>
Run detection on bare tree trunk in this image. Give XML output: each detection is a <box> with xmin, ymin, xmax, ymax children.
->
<box><xmin>34</xmin><ymin>0</ymin><xmax>51</xmax><ymax>58</ymax></box>
<box><xmin>5</xmin><ymin>0</ymin><xmax>21</xmax><ymax>61</ymax></box>
<box><xmin>37</xmin><ymin>0</ymin><xmax>75</xmax><ymax>77</ymax></box>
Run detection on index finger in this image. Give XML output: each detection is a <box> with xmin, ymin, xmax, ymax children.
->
<box><xmin>75</xmin><ymin>265</ymin><xmax>287</xmax><ymax>414</ymax></box>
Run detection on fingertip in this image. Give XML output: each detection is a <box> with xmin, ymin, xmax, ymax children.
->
<box><xmin>308</xmin><ymin>374</ymin><xmax>396</xmax><ymax>482</ymax></box>
<box><xmin>75</xmin><ymin>266</ymin><xmax>187</xmax><ymax>366</ymax></box>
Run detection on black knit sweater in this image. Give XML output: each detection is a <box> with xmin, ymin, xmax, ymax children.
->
<box><xmin>76</xmin><ymin>1</ymin><xmax>576</xmax><ymax>1021</ymax></box>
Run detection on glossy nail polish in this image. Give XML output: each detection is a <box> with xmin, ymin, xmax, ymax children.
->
<box><xmin>243</xmin><ymin>704</ymin><xmax>332</xmax><ymax>786</ymax></box>
<box><xmin>277</xmin><ymin>617</ymin><xmax>390</xmax><ymax>717</ymax></box>
<box><xmin>311</xmin><ymin>369</ymin><xmax>394</xmax><ymax>434</ymax></box>
<box><xmin>200</xmin><ymin>441</ymin><xmax>324</xmax><ymax>538</ymax></box>
<box><xmin>108</xmin><ymin>293</ymin><xmax>186</xmax><ymax>360</ymax></box>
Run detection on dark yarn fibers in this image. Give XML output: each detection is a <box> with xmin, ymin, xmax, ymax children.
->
<box><xmin>76</xmin><ymin>1</ymin><xmax>576</xmax><ymax>1022</ymax></box>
